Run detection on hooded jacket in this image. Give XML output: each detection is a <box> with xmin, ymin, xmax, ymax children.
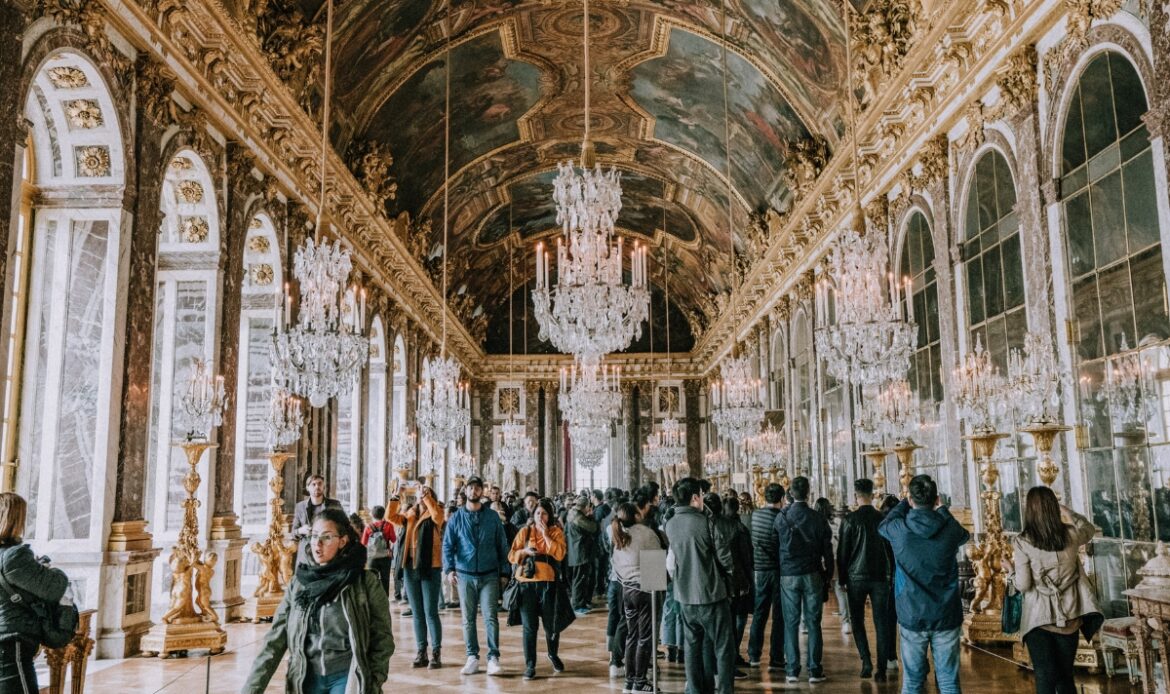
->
<box><xmin>0</xmin><ymin>544</ymin><xmax>70</xmax><ymax>646</ymax></box>
<box><xmin>879</xmin><ymin>499</ymin><xmax>970</xmax><ymax>632</ymax></box>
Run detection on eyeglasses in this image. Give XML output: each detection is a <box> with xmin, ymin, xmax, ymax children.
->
<box><xmin>309</xmin><ymin>532</ymin><xmax>340</xmax><ymax>544</ymax></box>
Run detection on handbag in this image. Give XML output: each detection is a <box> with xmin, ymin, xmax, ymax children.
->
<box><xmin>1001</xmin><ymin>582</ymin><xmax>1023</xmax><ymax>635</ymax></box>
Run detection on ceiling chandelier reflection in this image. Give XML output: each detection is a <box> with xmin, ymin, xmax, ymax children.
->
<box><xmin>533</xmin><ymin>0</ymin><xmax>648</xmax><ymax>365</ymax></box>
<box><xmin>710</xmin><ymin>355</ymin><xmax>766</xmax><ymax>445</ymax></box>
<box><xmin>265</xmin><ymin>383</ymin><xmax>304</xmax><ymax>450</ymax></box>
<box><xmin>271</xmin><ymin>2</ymin><xmax>368</xmax><ymax>408</ymax></box>
<box><xmin>743</xmin><ymin>423</ymin><xmax>786</xmax><ymax>471</ymax></box>
<box><xmin>559</xmin><ymin>360</ymin><xmax>621</xmax><ymax>469</ymax></box>
<box><xmin>416</xmin><ymin>17</ymin><xmax>470</xmax><ymax>446</ymax></box>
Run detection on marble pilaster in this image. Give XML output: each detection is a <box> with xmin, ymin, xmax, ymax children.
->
<box><xmin>684</xmin><ymin>380</ymin><xmax>702</xmax><ymax>478</ymax></box>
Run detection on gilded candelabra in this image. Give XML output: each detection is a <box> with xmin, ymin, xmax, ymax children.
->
<box><xmin>1019</xmin><ymin>421</ymin><xmax>1071</xmax><ymax>489</ymax></box>
<box><xmin>243</xmin><ymin>450</ymin><xmax>298</xmax><ymax>622</ymax></box>
<box><xmin>961</xmin><ymin>429</ymin><xmax>1015</xmax><ymax>646</ymax></box>
<box><xmin>862</xmin><ymin>447</ymin><xmax>888</xmax><ymax>495</ymax></box>
<box><xmin>892</xmin><ymin>440</ymin><xmax>920</xmax><ymax>498</ymax></box>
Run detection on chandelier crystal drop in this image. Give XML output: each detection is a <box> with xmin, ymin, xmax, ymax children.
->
<box><xmin>814</xmin><ymin>229</ymin><xmax>917</xmax><ymax>387</ymax></box>
<box><xmin>390</xmin><ymin>432</ymin><xmax>417</xmax><ymax>472</ymax></box>
<box><xmin>710</xmin><ymin>355</ymin><xmax>765</xmax><ymax>445</ymax></box>
<box><xmin>417</xmin><ymin>355</ymin><xmax>470</xmax><ymax>446</ymax></box>
<box><xmin>743</xmin><ymin>423</ymin><xmax>786</xmax><ymax>471</ymax></box>
<box><xmin>559</xmin><ymin>360</ymin><xmax>622</xmax><ymax>469</ymax></box>
<box><xmin>265</xmin><ymin>384</ymin><xmax>304</xmax><ymax>450</ymax></box>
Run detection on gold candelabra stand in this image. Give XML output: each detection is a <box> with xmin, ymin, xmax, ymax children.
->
<box><xmin>862</xmin><ymin>447</ymin><xmax>888</xmax><ymax>496</ymax></box>
<box><xmin>1019</xmin><ymin>420</ymin><xmax>1072</xmax><ymax>489</ymax></box>
<box><xmin>961</xmin><ymin>428</ymin><xmax>1015</xmax><ymax>646</ymax></box>
<box><xmin>892</xmin><ymin>440</ymin><xmax>921</xmax><ymax>498</ymax></box>
<box><xmin>1115</xmin><ymin>427</ymin><xmax>1153</xmax><ymax>541</ymax></box>
<box><xmin>242</xmin><ymin>449</ymin><xmax>298</xmax><ymax>622</ymax></box>
<box><xmin>141</xmin><ymin>438</ymin><xmax>228</xmax><ymax>657</ymax></box>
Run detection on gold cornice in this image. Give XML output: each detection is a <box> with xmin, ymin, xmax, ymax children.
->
<box><xmin>478</xmin><ymin>353</ymin><xmax>703</xmax><ymax>381</ymax></box>
<box><xmin>98</xmin><ymin>0</ymin><xmax>483</xmax><ymax>368</ymax></box>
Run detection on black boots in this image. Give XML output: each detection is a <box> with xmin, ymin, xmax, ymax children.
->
<box><xmin>412</xmin><ymin>648</ymin><xmax>429</xmax><ymax>668</ymax></box>
<box><xmin>429</xmin><ymin>648</ymin><xmax>442</xmax><ymax>669</ymax></box>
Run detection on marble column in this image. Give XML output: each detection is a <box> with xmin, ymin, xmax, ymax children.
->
<box><xmin>684</xmin><ymin>380</ymin><xmax>702</xmax><ymax>478</ymax></box>
<box><xmin>626</xmin><ymin>384</ymin><xmax>642</xmax><ymax>490</ymax></box>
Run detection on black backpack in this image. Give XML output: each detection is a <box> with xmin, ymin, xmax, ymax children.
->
<box><xmin>0</xmin><ymin>554</ymin><xmax>79</xmax><ymax>649</ymax></box>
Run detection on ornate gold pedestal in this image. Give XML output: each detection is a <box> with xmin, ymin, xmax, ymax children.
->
<box><xmin>961</xmin><ymin>429</ymin><xmax>1016</xmax><ymax>646</ymax></box>
<box><xmin>141</xmin><ymin>440</ymin><xmax>227</xmax><ymax>657</ymax></box>
<box><xmin>241</xmin><ymin>450</ymin><xmax>297</xmax><ymax>623</ymax></box>
<box><xmin>862</xmin><ymin>447</ymin><xmax>888</xmax><ymax>496</ymax></box>
<box><xmin>44</xmin><ymin>609</ymin><xmax>95</xmax><ymax>694</ymax></box>
<box><xmin>1019</xmin><ymin>421</ymin><xmax>1071</xmax><ymax>489</ymax></box>
<box><xmin>892</xmin><ymin>440</ymin><xmax>920</xmax><ymax>498</ymax></box>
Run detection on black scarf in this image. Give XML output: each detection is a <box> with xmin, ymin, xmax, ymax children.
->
<box><xmin>294</xmin><ymin>540</ymin><xmax>368</xmax><ymax>609</ymax></box>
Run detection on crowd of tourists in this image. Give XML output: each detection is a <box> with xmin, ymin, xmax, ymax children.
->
<box><xmin>0</xmin><ymin>468</ymin><xmax>1105</xmax><ymax>694</ymax></box>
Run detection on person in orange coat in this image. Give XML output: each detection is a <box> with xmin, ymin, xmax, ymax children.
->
<box><xmin>508</xmin><ymin>498</ymin><xmax>568</xmax><ymax>680</ymax></box>
<box><xmin>386</xmin><ymin>486</ymin><xmax>445</xmax><ymax>669</ymax></box>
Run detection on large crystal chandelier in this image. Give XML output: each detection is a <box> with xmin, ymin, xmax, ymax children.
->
<box><xmin>559</xmin><ymin>360</ymin><xmax>621</xmax><ymax>468</ymax></box>
<box><xmin>644</xmin><ymin>416</ymin><xmax>686</xmax><ymax>472</ymax></box>
<box><xmin>704</xmin><ymin>447</ymin><xmax>730</xmax><ymax>478</ymax></box>
<box><xmin>415</xmin><ymin>24</ymin><xmax>470</xmax><ymax>446</ymax></box>
<box><xmin>271</xmin><ymin>6</ymin><xmax>368</xmax><ymax>408</ymax></box>
<box><xmin>743</xmin><ymin>423</ymin><xmax>786</xmax><ymax>471</ymax></box>
<box><xmin>390</xmin><ymin>431</ymin><xmax>417</xmax><ymax>472</ymax></box>
<box><xmin>954</xmin><ymin>335</ymin><xmax>1008</xmax><ymax>434</ymax></box>
<box><xmin>710</xmin><ymin>355</ymin><xmax>766</xmax><ymax>445</ymax></box>
<box><xmin>532</xmin><ymin>0</ymin><xmax>648</xmax><ymax>365</ymax></box>
<box><xmin>495</xmin><ymin>418</ymin><xmax>535</xmax><ymax>473</ymax></box>
<box><xmin>1006</xmin><ymin>331</ymin><xmax>1065</xmax><ymax>425</ymax></box>
<box><xmin>265</xmin><ymin>382</ymin><xmax>304</xmax><ymax>450</ymax></box>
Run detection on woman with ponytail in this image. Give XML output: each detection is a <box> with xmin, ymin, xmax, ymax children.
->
<box><xmin>244</xmin><ymin>508</ymin><xmax>394</xmax><ymax>694</ymax></box>
<box><xmin>610</xmin><ymin>502</ymin><xmax>665</xmax><ymax>693</ymax></box>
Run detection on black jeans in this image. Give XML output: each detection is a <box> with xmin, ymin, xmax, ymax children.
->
<box><xmin>1023</xmin><ymin>628</ymin><xmax>1079</xmax><ymax>694</ymax></box>
<box><xmin>0</xmin><ymin>640</ymin><xmax>37</xmax><ymax>693</ymax></box>
<box><xmin>369</xmin><ymin>557</ymin><xmax>392</xmax><ymax>596</ymax></box>
<box><xmin>569</xmin><ymin>563</ymin><xmax>594</xmax><ymax>610</ymax></box>
<box><xmin>622</xmin><ymin>586</ymin><xmax>654</xmax><ymax>685</ymax></box>
<box><xmin>519</xmin><ymin>582</ymin><xmax>560</xmax><ymax>668</ymax></box>
<box><xmin>748</xmin><ymin>569</ymin><xmax>784</xmax><ymax>664</ymax></box>
<box><xmin>680</xmin><ymin>600</ymin><xmax>736</xmax><ymax>694</ymax></box>
<box><xmin>845</xmin><ymin>580</ymin><xmax>892</xmax><ymax>670</ymax></box>
<box><xmin>607</xmin><ymin>579</ymin><xmax>627</xmax><ymax>663</ymax></box>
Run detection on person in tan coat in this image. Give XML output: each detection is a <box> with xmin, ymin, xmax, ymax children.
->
<box><xmin>507</xmin><ymin>498</ymin><xmax>568</xmax><ymax>680</ymax></box>
<box><xmin>386</xmin><ymin>486</ymin><xmax>445</xmax><ymax>669</ymax></box>
<box><xmin>1009</xmin><ymin>486</ymin><xmax>1103</xmax><ymax>694</ymax></box>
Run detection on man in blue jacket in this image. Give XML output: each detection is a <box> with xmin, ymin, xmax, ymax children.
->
<box><xmin>774</xmin><ymin>476</ymin><xmax>833</xmax><ymax>684</ymax></box>
<box><xmin>443</xmin><ymin>476</ymin><xmax>511</xmax><ymax>677</ymax></box>
<box><xmin>878</xmin><ymin>474</ymin><xmax>970</xmax><ymax>694</ymax></box>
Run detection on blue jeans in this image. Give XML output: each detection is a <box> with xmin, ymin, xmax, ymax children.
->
<box><xmin>303</xmin><ymin>668</ymin><xmax>348</xmax><ymax>694</ymax></box>
<box><xmin>405</xmin><ymin>567</ymin><xmax>443</xmax><ymax>650</ymax></box>
<box><xmin>748</xmin><ymin>570</ymin><xmax>784</xmax><ymax>664</ymax></box>
<box><xmin>661</xmin><ymin>580</ymin><xmax>682</xmax><ymax>647</ymax></box>
<box><xmin>606</xmin><ymin>578</ymin><xmax>626</xmax><ymax>661</ymax></box>
<box><xmin>457</xmin><ymin>573</ymin><xmax>501</xmax><ymax>659</ymax></box>
<box><xmin>780</xmin><ymin>572</ymin><xmax>824</xmax><ymax>678</ymax></box>
<box><xmin>899</xmin><ymin>626</ymin><xmax>961</xmax><ymax>694</ymax></box>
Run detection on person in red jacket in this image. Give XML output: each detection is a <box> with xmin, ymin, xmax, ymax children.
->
<box><xmin>361</xmin><ymin>506</ymin><xmax>397</xmax><ymax>596</ymax></box>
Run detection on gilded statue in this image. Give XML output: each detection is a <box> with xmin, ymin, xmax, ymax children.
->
<box><xmin>194</xmin><ymin>551</ymin><xmax>219</xmax><ymax>623</ymax></box>
<box><xmin>967</xmin><ymin>537</ymin><xmax>1010</xmax><ymax>614</ymax></box>
<box><xmin>278</xmin><ymin>540</ymin><xmax>297</xmax><ymax>586</ymax></box>
<box><xmin>250</xmin><ymin>540</ymin><xmax>279</xmax><ymax>597</ymax></box>
<box><xmin>161</xmin><ymin>552</ymin><xmax>197</xmax><ymax>624</ymax></box>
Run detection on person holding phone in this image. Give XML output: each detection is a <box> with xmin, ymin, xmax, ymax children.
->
<box><xmin>508</xmin><ymin>498</ymin><xmax>567</xmax><ymax>680</ymax></box>
<box><xmin>386</xmin><ymin>485</ymin><xmax>445</xmax><ymax>669</ymax></box>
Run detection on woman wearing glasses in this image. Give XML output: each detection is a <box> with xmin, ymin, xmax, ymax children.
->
<box><xmin>244</xmin><ymin>508</ymin><xmax>394</xmax><ymax>694</ymax></box>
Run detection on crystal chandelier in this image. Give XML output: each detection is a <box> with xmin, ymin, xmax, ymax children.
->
<box><xmin>814</xmin><ymin>231</ymin><xmax>917</xmax><ymax>387</ymax></box>
<box><xmin>954</xmin><ymin>335</ymin><xmax>1008</xmax><ymax>434</ymax></box>
<box><xmin>180</xmin><ymin>359</ymin><xmax>227</xmax><ymax>440</ymax></box>
<box><xmin>532</xmin><ymin>0</ymin><xmax>648</xmax><ymax>365</ymax></box>
<box><xmin>390</xmin><ymin>431</ymin><xmax>417</xmax><ymax>472</ymax></box>
<box><xmin>644</xmin><ymin>416</ymin><xmax>686</xmax><ymax>472</ymax></box>
<box><xmin>1098</xmin><ymin>336</ymin><xmax>1160</xmax><ymax>431</ymax></box>
<box><xmin>271</xmin><ymin>5</ymin><xmax>368</xmax><ymax>409</ymax></box>
<box><xmin>559</xmin><ymin>360</ymin><xmax>621</xmax><ymax>468</ymax></box>
<box><xmin>495</xmin><ymin>418</ymin><xmax>534</xmax><ymax>472</ymax></box>
<box><xmin>414</xmin><ymin>25</ymin><xmax>470</xmax><ymax>447</ymax></box>
<box><xmin>265</xmin><ymin>383</ymin><xmax>304</xmax><ymax>450</ymax></box>
<box><xmin>1006</xmin><ymin>331</ymin><xmax>1065</xmax><ymax>425</ymax></box>
<box><xmin>872</xmin><ymin>378</ymin><xmax>922</xmax><ymax>445</ymax></box>
<box><xmin>418</xmin><ymin>439</ymin><xmax>444</xmax><ymax>476</ymax></box>
<box><xmin>452</xmin><ymin>449</ymin><xmax>478</xmax><ymax>480</ymax></box>
<box><xmin>704</xmin><ymin>447</ymin><xmax>730</xmax><ymax>478</ymax></box>
<box><xmin>743</xmin><ymin>423</ymin><xmax>786</xmax><ymax>471</ymax></box>
<box><xmin>710</xmin><ymin>355</ymin><xmax>765</xmax><ymax>445</ymax></box>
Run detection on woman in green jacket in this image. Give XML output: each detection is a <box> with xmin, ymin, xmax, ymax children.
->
<box><xmin>244</xmin><ymin>508</ymin><xmax>394</xmax><ymax>694</ymax></box>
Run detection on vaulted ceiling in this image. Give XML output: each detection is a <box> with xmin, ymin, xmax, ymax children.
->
<box><xmin>324</xmin><ymin>0</ymin><xmax>848</xmax><ymax>351</ymax></box>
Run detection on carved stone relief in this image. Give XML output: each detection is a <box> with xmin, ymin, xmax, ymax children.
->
<box><xmin>75</xmin><ymin>144</ymin><xmax>110</xmax><ymax>176</ymax></box>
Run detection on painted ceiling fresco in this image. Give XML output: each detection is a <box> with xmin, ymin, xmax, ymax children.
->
<box><xmin>316</xmin><ymin>0</ymin><xmax>848</xmax><ymax>349</ymax></box>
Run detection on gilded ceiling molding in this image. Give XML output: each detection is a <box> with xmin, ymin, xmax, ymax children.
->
<box><xmin>988</xmin><ymin>44</ymin><xmax>1038</xmax><ymax>123</ymax></box>
<box><xmin>1042</xmin><ymin>0</ymin><xmax>1123</xmax><ymax>89</ymax></box>
<box><xmin>345</xmin><ymin>138</ymin><xmax>398</xmax><ymax>216</ymax></box>
<box><xmin>850</xmin><ymin>0</ymin><xmax>922</xmax><ymax>111</ymax></box>
<box><xmin>40</xmin><ymin>0</ymin><xmax>131</xmax><ymax>88</ymax></box>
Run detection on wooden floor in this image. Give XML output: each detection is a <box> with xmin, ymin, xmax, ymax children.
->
<box><xmin>65</xmin><ymin>596</ymin><xmax>1137</xmax><ymax>693</ymax></box>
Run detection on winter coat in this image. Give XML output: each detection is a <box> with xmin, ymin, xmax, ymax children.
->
<box><xmin>665</xmin><ymin>506</ymin><xmax>732</xmax><ymax>605</ymax></box>
<box><xmin>0</xmin><ymin>544</ymin><xmax>70</xmax><ymax>647</ymax></box>
<box><xmin>837</xmin><ymin>505</ymin><xmax>894</xmax><ymax>585</ymax></box>
<box><xmin>242</xmin><ymin>570</ymin><xmax>394</xmax><ymax>694</ymax></box>
<box><xmin>565</xmin><ymin>507</ymin><xmax>600</xmax><ymax>567</ymax></box>
<box><xmin>879</xmin><ymin>499</ymin><xmax>970</xmax><ymax>632</ymax></box>
<box><xmin>774</xmin><ymin>501</ymin><xmax>834</xmax><ymax>578</ymax></box>
<box><xmin>441</xmin><ymin>505</ymin><xmax>510</xmax><ymax>577</ymax></box>
<box><xmin>387</xmin><ymin>495</ymin><xmax>445</xmax><ymax>570</ymax></box>
<box><xmin>1012</xmin><ymin>510</ymin><xmax>1103</xmax><ymax>640</ymax></box>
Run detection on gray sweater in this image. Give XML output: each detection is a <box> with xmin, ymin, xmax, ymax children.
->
<box><xmin>609</xmin><ymin>523</ymin><xmax>663</xmax><ymax>588</ymax></box>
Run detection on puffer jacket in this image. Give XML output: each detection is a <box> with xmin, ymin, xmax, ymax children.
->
<box><xmin>0</xmin><ymin>544</ymin><xmax>70</xmax><ymax>647</ymax></box>
<box><xmin>242</xmin><ymin>570</ymin><xmax>394</xmax><ymax>694</ymax></box>
<box><xmin>1012</xmin><ymin>510</ymin><xmax>1103</xmax><ymax>640</ymax></box>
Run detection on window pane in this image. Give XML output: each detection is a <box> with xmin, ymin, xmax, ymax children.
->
<box><xmin>1110</xmin><ymin>53</ymin><xmax>1148</xmax><ymax>138</ymax></box>
<box><xmin>1091</xmin><ymin>170</ymin><xmax>1127</xmax><ymax>268</ymax></box>
<box><xmin>1131</xmin><ymin>247</ymin><xmax>1170</xmax><ymax>343</ymax></box>
<box><xmin>1001</xmin><ymin>234</ymin><xmax>1025</xmax><ymax>310</ymax></box>
<box><xmin>925</xmin><ymin>282</ymin><xmax>940</xmax><ymax>343</ymax></box>
<box><xmin>1080</xmin><ymin>56</ymin><xmax>1120</xmax><ymax>160</ymax></box>
<box><xmin>1065</xmin><ymin>191</ymin><xmax>1095</xmax><ymax>277</ymax></box>
<box><xmin>1062</xmin><ymin>88</ymin><xmax>1087</xmax><ymax>174</ymax></box>
<box><xmin>967</xmin><ymin>256</ymin><xmax>985</xmax><ymax>325</ymax></box>
<box><xmin>1124</xmin><ymin>150</ymin><xmax>1160</xmax><ymax>253</ymax></box>
<box><xmin>984</xmin><ymin>243</ymin><xmax>1004</xmax><ymax>318</ymax></box>
<box><xmin>1074</xmin><ymin>277</ymin><xmax>1103</xmax><ymax>361</ymax></box>
<box><xmin>976</xmin><ymin>155</ymin><xmax>999</xmax><ymax>232</ymax></box>
<box><xmin>1096</xmin><ymin>261</ymin><xmax>1134</xmax><ymax>354</ymax></box>
<box><xmin>994</xmin><ymin>154</ymin><xmax>1017</xmax><ymax>216</ymax></box>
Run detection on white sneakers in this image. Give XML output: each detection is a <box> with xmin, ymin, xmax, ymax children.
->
<box><xmin>461</xmin><ymin>656</ymin><xmax>479</xmax><ymax>675</ymax></box>
<box><xmin>842</xmin><ymin>622</ymin><xmax>852</xmax><ymax>635</ymax></box>
<box><xmin>487</xmin><ymin>657</ymin><xmax>502</xmax><ymax>675</ymax></box>
<box><xmin>609</xmin><ymin>664</ymin><xmax>626</xmax><ymax>678</ymax></box>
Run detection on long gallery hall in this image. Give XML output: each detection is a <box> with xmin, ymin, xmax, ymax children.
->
<box><xmin>1</xmin><ymin>0</ymin><xmax>1170</xmax><ymax>691</ymax></box>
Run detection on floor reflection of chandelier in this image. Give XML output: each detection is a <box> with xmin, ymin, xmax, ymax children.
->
<box><xmin>815</xmin><ymin>230</ymin><xmax>916</xmax><ymax>387</ymax></box>
<box><xmin>417</xmin><ymin>356</ymin><xmax>470</xmax><ymax>446</ymax></box>
<box><xmin>710</xmin><ymin>355</ymin><xmax>765</xmax><ymax>445</ymax></box>
<box><xmin>532</xmin><ymin>0</ymin><xmax>648</xmax><ymax>364</ymax></box>
<box><xmin>559</xmin><ymin>360</ymin><xmax>621</xmax><ymax>468</ymax></box>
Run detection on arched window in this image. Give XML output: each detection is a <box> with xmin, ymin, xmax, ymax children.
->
<box><xmin>234</xmin><ymin>213</ymin><xmax>282</xmax><ymax>534</ymax></box>
<box><xmin>10</xmin><ymin>52</ymin><xmax>126</xmax><ymax>543</ymax></box>
<box><xmin>1061</xmin><ymin>52</ymin><xmax>1168</xmax><ymax>551</ymax></box>
<box><xmin>365</xmin><ymin>317</ymin><xmax>388</xmax><ymax>508</ymax></box>
<box><xmin>964</xmin><ymin>150</ymin><xmax>1026</xmax><ymax>367</ymax></box>
<box><xmin>144</xmin><ymin>151</ymin><xmax>221</xmax><ymax>542</ymax></box>
<box><xmin>901</xmin><ymin>210</ymin><xmax>942</xmax><ymax>402</ymax></box>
